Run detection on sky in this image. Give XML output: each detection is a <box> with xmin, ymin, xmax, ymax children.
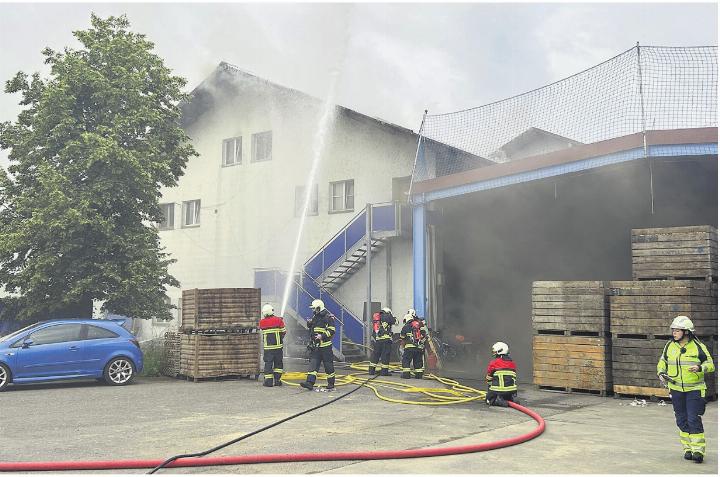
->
<box><xmin>0</xmin><ymin>1</ymin><xmax>717</xmax><ymax>168</ymax></box>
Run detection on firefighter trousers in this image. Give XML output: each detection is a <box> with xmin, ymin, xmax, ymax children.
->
<box><xmin>263</xmin><ymin>348</ymin><xmax>284</xmax><ymax>387</ymax></box>
<box><xmin>304</xmin><ymin>346</ymin><xmax>336</xmax><ymax>389</ymax></box>
<box><xmin>369</xmin><ymin>339</ymin><xmax>392</xmax><ymax>375</ymax></box>
<box><xmin>486</xmin><ymin>390</ymin><xmax>516</xmax><ymax>407</ymax></box>
<box><xmin>401</xmin><ymin>347</ymin><xmax>424</xmax><ymax>379</ymax></box>
<box><xmin>671</xmin><ymin>389</ymin><xmax>707</xmax><ymax>455</ymax></box>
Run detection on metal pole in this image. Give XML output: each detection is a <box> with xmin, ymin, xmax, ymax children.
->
<box><xmin>636</xmin><ymin>42</ymin><xmax>654</xmax><ymax>215</ymax></box>
<box><xmin>365</xmin><ymin>203</ymin><xmax>372</xmax><ymax>356</ymax></box>
<box><xmin>407</xmin><ymin>110</ymin><xmax>428</xmax><ymax>204</ymax></box>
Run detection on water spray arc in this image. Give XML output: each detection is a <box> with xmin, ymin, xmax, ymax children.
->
<box><xmin>280</xmin><ymin>75</ymin><xmax>339</xmax><ymax>317</ymax></box>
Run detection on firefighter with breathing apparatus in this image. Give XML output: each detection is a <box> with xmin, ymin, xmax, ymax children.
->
<box><xmin>400</xmin><ymin>309</ymin><xmax>428</xmax><ymax>379</ymax></box>
<box><xmin>300</xmin><ymin>299</ymin><xmax>337</xmax><ymax>391</ymax></box>
<box><xmin>258</xmin><ymin>304</ymin><xmax>286</xmax><ymax>387</ymax></box>
<box><xmin>368</xmin><ymin>307</ymin><xmax>397</xmax><ymax>376</ymax></box>
<box><xmin>485</xmin><ymin>341</ymin><xmax>518</xmax><ymax>407</ymax></box>
<box><xmin>657</xmin><ymin>315</ymin><xmax>714</xmax><ymax>464</ymax></box>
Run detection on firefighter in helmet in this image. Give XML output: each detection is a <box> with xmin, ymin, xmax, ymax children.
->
<box><xmin>369</xmin><ymin>307</ymin><xmax>396</xmax><ymax>376</ymax></box>
<box><xmin>485</xmin><ymin>341</ymin><xmax>518</xmax><ymax>407</ymax></box>
<box><xmin>300</xmin><ymin>299</ymin><xmax>337</xmax><ymax>391</ymax></box>
<box><xmin>259</xmin><ymin>304</ymin><xmax>286</xmax><ymax>387</ymax></box>
<box><xmin>657</xmin><ymin>315</ymin><xmax>715</xmax><ymax>463</ymax></box>
<box><xmin>400</xmin><ymin>309</ymin><xmax>428</xmax><ymax>379</ymax></box>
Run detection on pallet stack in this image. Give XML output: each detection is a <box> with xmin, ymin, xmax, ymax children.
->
<box><xmin>531</xmin><ymin>281</ymin><xmax>612</xmax><ymax>395</ymax></box>
<box><xmin>631</xmin><ymin>226</ymin><xmax>717</xmax><ymax>281</ymax></box>
<box><xmin>162</xmin><ymin>331</ymin><xmax>181</xmax><ymax>377</ymax></box>
<box><xmin>178</xmin><ymin>288</ymin><xmax>261</xmax><ymax>381</ymax></box>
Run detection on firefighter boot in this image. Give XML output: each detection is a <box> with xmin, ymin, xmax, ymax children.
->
<box><xmin>263</xmin><ymin>378</ymin><xmax>274</xmax><ymax>387</ymax></box>
<box><xmin>692</xmin><ymin>453</ymin><xmax>703</xmax><ymax>464</ymax></box>
<box><xmin>274</xmin><ymin>372</ymin><xmax>283</xmax><ymax>386</ymax></box>
<box><xmin>684</xmin><ymin>452</ymin><xmax>694</xmax><ymax>460</ymax></box>
<box><xmin>368</xmin><ymin>365</ymin><xmax>376</xmax><ymax>376</ymax></box>
<box><xmin>401</xmin><ymin>371</ymin><xmax>411</xmax><ymax>379</ymax></box>
<box><xmin>380</xmin><ymin>366</ymin><xmax>390</xmax><ymax>376</ymax></box>
<box><xmin>414</xmin><ymin>372</ymin><xmax>424</xmax><ymax>379</ymax></box>
<box><xmin>300</xmin><ymin>381</ymin><xmax>313</xmax><ymax>390</ymax></box>
<box><xmin>326</xmin><ymin>376</ymin><xmax>336</xmax><ymax>390</ymax></box>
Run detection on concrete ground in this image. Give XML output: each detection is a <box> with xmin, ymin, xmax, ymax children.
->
<box><xmin>0</xmin><ymin>360</ymin><xmax>716</xmax><ymax>474</ymax></box>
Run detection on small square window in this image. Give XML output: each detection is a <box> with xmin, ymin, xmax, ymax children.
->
<box><xmin>222</xmin><ymin>137</ymin><xmax>242</xmax><ymax>166</ymax></box>
<box><xmin>182</xmin><ymin>200</ymin><xmax>201</xmax><ymax>227</ymax></box>
<box><xmin>252</xmin><ymin>131</ymin><xmax>272</xmax><ymax>162</ymax></box>
<box><xmin>329</xmin><ymin>180</ymin><xmax>354</xmax><ymax>213</ymax></box>
<box><xmin>158</xmin><ymin>203</ymin><xmax>174</xmax><ymax>230</ymax></box>
<box><xmin>295</xmin><ymin>184</ymin><xmax>319</xmax><ymax>217</ymax></box>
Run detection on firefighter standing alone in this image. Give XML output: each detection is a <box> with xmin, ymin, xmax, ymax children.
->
<box><xmin>400</xmin><ymin>309</ymin><xmax>428</xmax><ymax>379</ymax></box>
<box><xmin>259</xmin><ymin>304</ymin><xmax>286</xmax><ymax>387</ymax></box>
<box><xmin>369</xmin><ymin>307</ymin><xmax>396</xmax><ymax>376</ymax></box>
<box><xmin>657</xmin><ymin>315</ymin><xmax>715</xmax><ymax>463</ymax></box>
<box><xmin>300</xmin><ymin>299</ymin><xmax>337</xmax><ymax>391</ymax></box>
<box><xmin>485</xmin><ymin>341</ymin><xmax>518</xmax><ymax>407</ymax></box>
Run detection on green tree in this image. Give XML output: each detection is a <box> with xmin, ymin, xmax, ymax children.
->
<box><xmin>0</xmin><ymin>14</ymin><xmax>196</xmax><ymax>322</ymax></box>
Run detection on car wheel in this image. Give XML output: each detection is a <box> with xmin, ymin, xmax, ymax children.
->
<box><xmin>104</xmin><ymin>357</ymin><xmax>135</xmax><ymax>386</ymax></box>
<box><xmin>0</xmin><ymin>363</ymin><xmax>11</xmax><ymax>391</ymax></box>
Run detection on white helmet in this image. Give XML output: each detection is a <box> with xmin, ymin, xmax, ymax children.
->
<box><xmin>381</xmin><ymin>307</ymin><xmax>392</xmax><ymax>314</ymax></box>
<box><xmin>261</xmin><ymin>304</ymin><xmax>274</xmax><ymax>317</ymax></box>
<box><xmin>492</xmin><ymin>342</ymin><xmax>509</xmax><ymax>356</ymax></box>
<box><xmin>310</xmin><ymin>299</ymin><xmax>325</xmax><ymax>312</ymax></box>
<box><xmin>403</xmin><ymin>313</ymin><xmax>413</xmax><ymax>324</ymax></box>
<box><xmin>670</xmin><ymin>315</ymin><xmax>694</xmax><ymax>332</ymax></box>
<box><xmin>406</xmin><ymin>308</ymin><xmax>417</xmax><ymax>318</ymax></box>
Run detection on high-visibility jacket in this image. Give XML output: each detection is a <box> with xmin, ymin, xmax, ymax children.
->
<box><xmin>309</xmin><ymin>310</ymin><xmax>336</xmax><ymax>348</ymax></box>
<box><xmin>486</xmin><ymin>355</ymin><xmax>518</xmax><ymax>393</ymax></box>
<box><xmin>372</xmin><ymin>311</ymin><xmax>396</xmax><ymax>341</ymax></box>
<box><xmin>657</xmin><ymin>338</ymin><xmax>715</xmax><ymax>393</ymax></box>
<box><xmin>259</xmin><ymin>315</ymin><xmax>286</xmax><ymax>350</ymax></box>
<box><xmin>400</xmin><ymin>319</ymin><xmax>428</xmax><ymax>349</ymax></box>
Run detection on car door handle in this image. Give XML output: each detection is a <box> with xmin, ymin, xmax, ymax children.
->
<box><xmin>69</xmin><ymin>346</ymin><xmax>79</xmax><ymax>351</ymax></box>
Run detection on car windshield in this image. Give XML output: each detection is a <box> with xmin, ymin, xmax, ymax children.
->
<box><xmin>0</xmin><ymin>322</ymin><xmax>40</xmax><ymax>343</ymax></box>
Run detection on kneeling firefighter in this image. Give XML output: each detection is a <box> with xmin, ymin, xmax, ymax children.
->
<box><xmin>300</xmin><ymin>299</ymin><xmax>337</xmax><ymax>391</ymax></box>
<box><xmin>400</xmin><ymin>309</ymin><xmax>428</xmax><ymax>379</ymax></box>
<box><xmin>657</xmin><ymin>315</ymin><xmax>715</xmax><ymax>464</ymax></box>
<box><xmin>485</xmin><ymin>341</ymin><xmax>517</xmax><ymax>407</ymax></box>
<box><xmin>259</xmin><ymin>304</ymin><xmax>286</xmax><ymax>387</ymax></box>
<box><xmin>369</xmin><ymin>307</ymin><xmax>397</xmax><ymax>376</ymax></box>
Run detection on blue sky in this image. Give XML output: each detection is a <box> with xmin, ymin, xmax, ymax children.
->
<box><xmin>0</xmin><ymin>2</ymin><xmax>717</xmax><ymax>167</ymax></box>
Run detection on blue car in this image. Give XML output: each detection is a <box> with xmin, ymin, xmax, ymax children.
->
<box><xmin>0</xmin><ymin>319</ymin><xmax>143</xmax><ymax>391</ymax></box>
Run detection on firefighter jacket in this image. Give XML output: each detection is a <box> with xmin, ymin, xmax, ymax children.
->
<box><xmin>308</xmin><ymin>310</ymin><xmax>336</xmax><ymax>348</ymax></box>
<box><xmin>401</xmin><ymin>318</ymin><xmax>428</xmax><ymax>349</ymax></box>
<box><xmin>372</xmin><ymin>311</ymin><xmax>396</xmax><ymax>341</ymax></box>
<box><xmin>486</xmin><ymin>355</ymin><xmax>518</xmax><ymax>393</ymax></box>
<box><xmin>657</xmin><ymin>337</ymin><xmax>715</xmax><ymax>393</ymax></box>
<box><xmin>259</xmin><ymin>315</ymin><xmax>286</xmax><ymax>350</ymax></box>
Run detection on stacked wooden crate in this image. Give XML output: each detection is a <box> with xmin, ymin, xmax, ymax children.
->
<box><xmin>162</xmin><ymin>331</ymin><xmax>181</xmax><ymax>377</ymax></box>
<box><xmin>609</xmin><ymin>280</ymin><xmax>718</xmax><ymax>399</ymax></box>
<box><xmin>632</xmin><ymin>226</ymin><xmax>717</xmax><ymax>280</ymax></box>
<box><xmin>531</xmin><ymin>281</ymin><xmax>612</xmax><ymax>395</ymax></box>
<box><xmin>179</xmin><ymin>288</ymin><xmax>261</xmax><ymax>381</ymax></box>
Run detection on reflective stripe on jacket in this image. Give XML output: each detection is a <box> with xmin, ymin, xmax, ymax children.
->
<box><xmin>310</xmin><ymin>311</ymin><xmax>336</xmax><ymax>348</ymax></box>
<box><xmin>489</xmin><ymin>369</ymin><xmax>518</xmax><ymax>392</ymax></box>
<box><xmin>657</xmin><ymin>338</ymin><xmax>715</xmax><ymax>393</ymax></box>
<box><xmin>259</xmin><ymin>315</ymin><xmax>286</xmax><ymax>350</ymax></box>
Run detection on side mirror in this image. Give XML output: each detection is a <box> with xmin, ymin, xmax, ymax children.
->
<box><xmin>22</xmin><ymin>339</ymin><xmax>34</xmax><ymax>349</ymax></box>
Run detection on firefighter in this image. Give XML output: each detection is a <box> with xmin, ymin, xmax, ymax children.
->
<box><xmin>657</xmin><ymin>315</ymin><xmax>715</xmax><ymax>463</ymax></box>
<box><xmin>400</xmin><ymin>309</ymin><xmax>428</xmax><ymax>379</ymax></box>
<box><xmin>368</xmin><ymin>307</ymin><xmax>397</xmax><ymax>376</ymax></box>
<box><xmin>485</xmin><ymin>341</ymin><xmax>517</xmax><ymax>407</ymax></box>
<box><xmin>300</xmin><ymin>299</ymin><xmax>337</xmax><ymax>391</ymax></box>
<box><xmin>259</xmin><ymin>304</ymin><xmax>286</xmax><ymax>387</ymax></box>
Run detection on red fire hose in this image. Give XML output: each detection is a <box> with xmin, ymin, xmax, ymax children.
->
<box><xmin>0</xmin><ymin>401</ymin><xmax>544</xmax><ymax>472</ymax></box>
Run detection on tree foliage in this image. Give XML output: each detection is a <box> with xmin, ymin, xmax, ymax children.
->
<box><xmin>0</xmin><ymin>14</ymin><xmax>196</xmax><ymax>322</ymax></box>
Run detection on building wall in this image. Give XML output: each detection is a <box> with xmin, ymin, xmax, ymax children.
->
<box><xmin>143</xmin><ymin>69</ymin><xmax>417</xmax><ymax>337</ymax></box>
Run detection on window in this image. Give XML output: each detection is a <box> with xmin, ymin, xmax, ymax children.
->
<box><xmin>222</xmin><ymin>137</ymin><xmax>242</xmax><ymax>166</ymax></box>
<box><xmin>329</xmin><ymin>180</ymin><xmax>354</xmax><ymax>213</ymax></box>
<box><xmin>251</xmin><ymin>131</ymin><xmax>272</xmax><ymax>162</ymax></box>
<box><xmin>295</xmin><ymin>184</ymin><xmax>319</xmax><ymax>217</ymax></box>
<box><xmin>182</xmin><ymin>200</ymin><xmax>201</xmax><ymax>227</ymax></box>
<box><xmin>158</xmin><ymin>203</ymin><xmax>174</xmax><ymax>230</ymax></box>
<box><xmin>27</xmin><ymin>324</ymin><xmax>83</xmax><ymax>346</ymax></box>
<box><xmin>85</xmin><ymin>325</ymin><xmax>119</xmax><ymax>340</ymax></box>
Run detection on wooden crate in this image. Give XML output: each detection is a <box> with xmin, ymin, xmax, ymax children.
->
<box><xmin>179</xmin><ymin>332</ymin><xmax>260</xmax><ymax>379</ymax></box>
<box><xmin>181</xmin><ymin>288</ymin><xmax>260</xmax><ymax>331</ymax></box>
<box><xmin>608</xmin><ymin>280</ymin><xmax>718</xmax><ymax>337</ymax></box>
<box><xmin>162</xmin><ymin>331</ymin><xmax>181</xmax><ymax>377</ymax></box>
<box><xmin>532</xmin><ymin>281</ymin><xmax>609</xmax><ymax>335</ymax></box>
<box><xmin>532</xmin><ymin>335</ymin><xmax>612</xmax><ymax>393</ymax></box>
<box><xmin>631</xmin><ymin>226</ymin><xmax>718</xmax><ymax>280</ymax></box>
<box><xmin>612</xmin><ymin>335</ymin><xmax>717</xmax><ymax>399</ymax></box>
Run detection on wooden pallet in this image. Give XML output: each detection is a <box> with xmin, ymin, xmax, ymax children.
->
<box><xmin>532</xmin><ymin>281</ymin><xmax>609</xmax><ymax>335</ymax></box>
<box><xmin>532</xmin><ymin>334</ymin><xmax>612</xmax><ymax>393</ymax></box>
<box><xmin>613</xmin><ymin>384</ymin><xmax>670</xmax><ymax>399</ymax></box>
<box><xmin>536</xmin><ymin>385</ymin><xmax>609</xmax><ymax>397</ymax></box>
<box><xmin>162</xmin><ymin>331</ymin><xmax>181</xmax><ymax>377</ymax></box>
<box><xmin>631</xmin><ymin>226</ymin><xmax>718</xmax><ymax>280</ymax></box>
<box><xmin>179</xmin><ymin>332</ymin><xmax>261</xmax><ymax>379</ymax></box>
<box><xmin>181</xmin><ymin>288</ymin><xmax>261</xmax><ymax>331</ymax></box>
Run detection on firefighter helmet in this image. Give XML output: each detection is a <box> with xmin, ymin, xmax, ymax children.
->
<box><xmin>407</xmin><ymin>308</ymin><xmax>417</xmax><ymax>318</ymax></box>
<box><xmin>403</xmin><ymin>313</ymin><xmax>413</xmax><ymax>324</ymax></box>
<box><xmin>261</xmin><ymin>304</ymin><xmax>274</xmax><ymax>317</ymax></box>
<box><xmin>310</xmin><ymin>299</ymin><xmax>325</xmax><ymax>312</ymax></box>
<box><xmin>381</xmin><ymin>307</ymin><xmax>392</xmax><ymax>314</ymax></box>
<box><xmin>670</xmin><ymin>315</ymin><xmax>694</xmax><ymax>332</ymax></box>
<box><xmin>492</xmin><ymin>342</ymin><xmax>509</xmax><ymax>356</ymax></box>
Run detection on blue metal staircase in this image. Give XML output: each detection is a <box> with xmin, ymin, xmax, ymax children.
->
<box><xmin>254</xmin><ymin>202</ymin><xmax>407</xmax><ymax>358</ymax></box>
